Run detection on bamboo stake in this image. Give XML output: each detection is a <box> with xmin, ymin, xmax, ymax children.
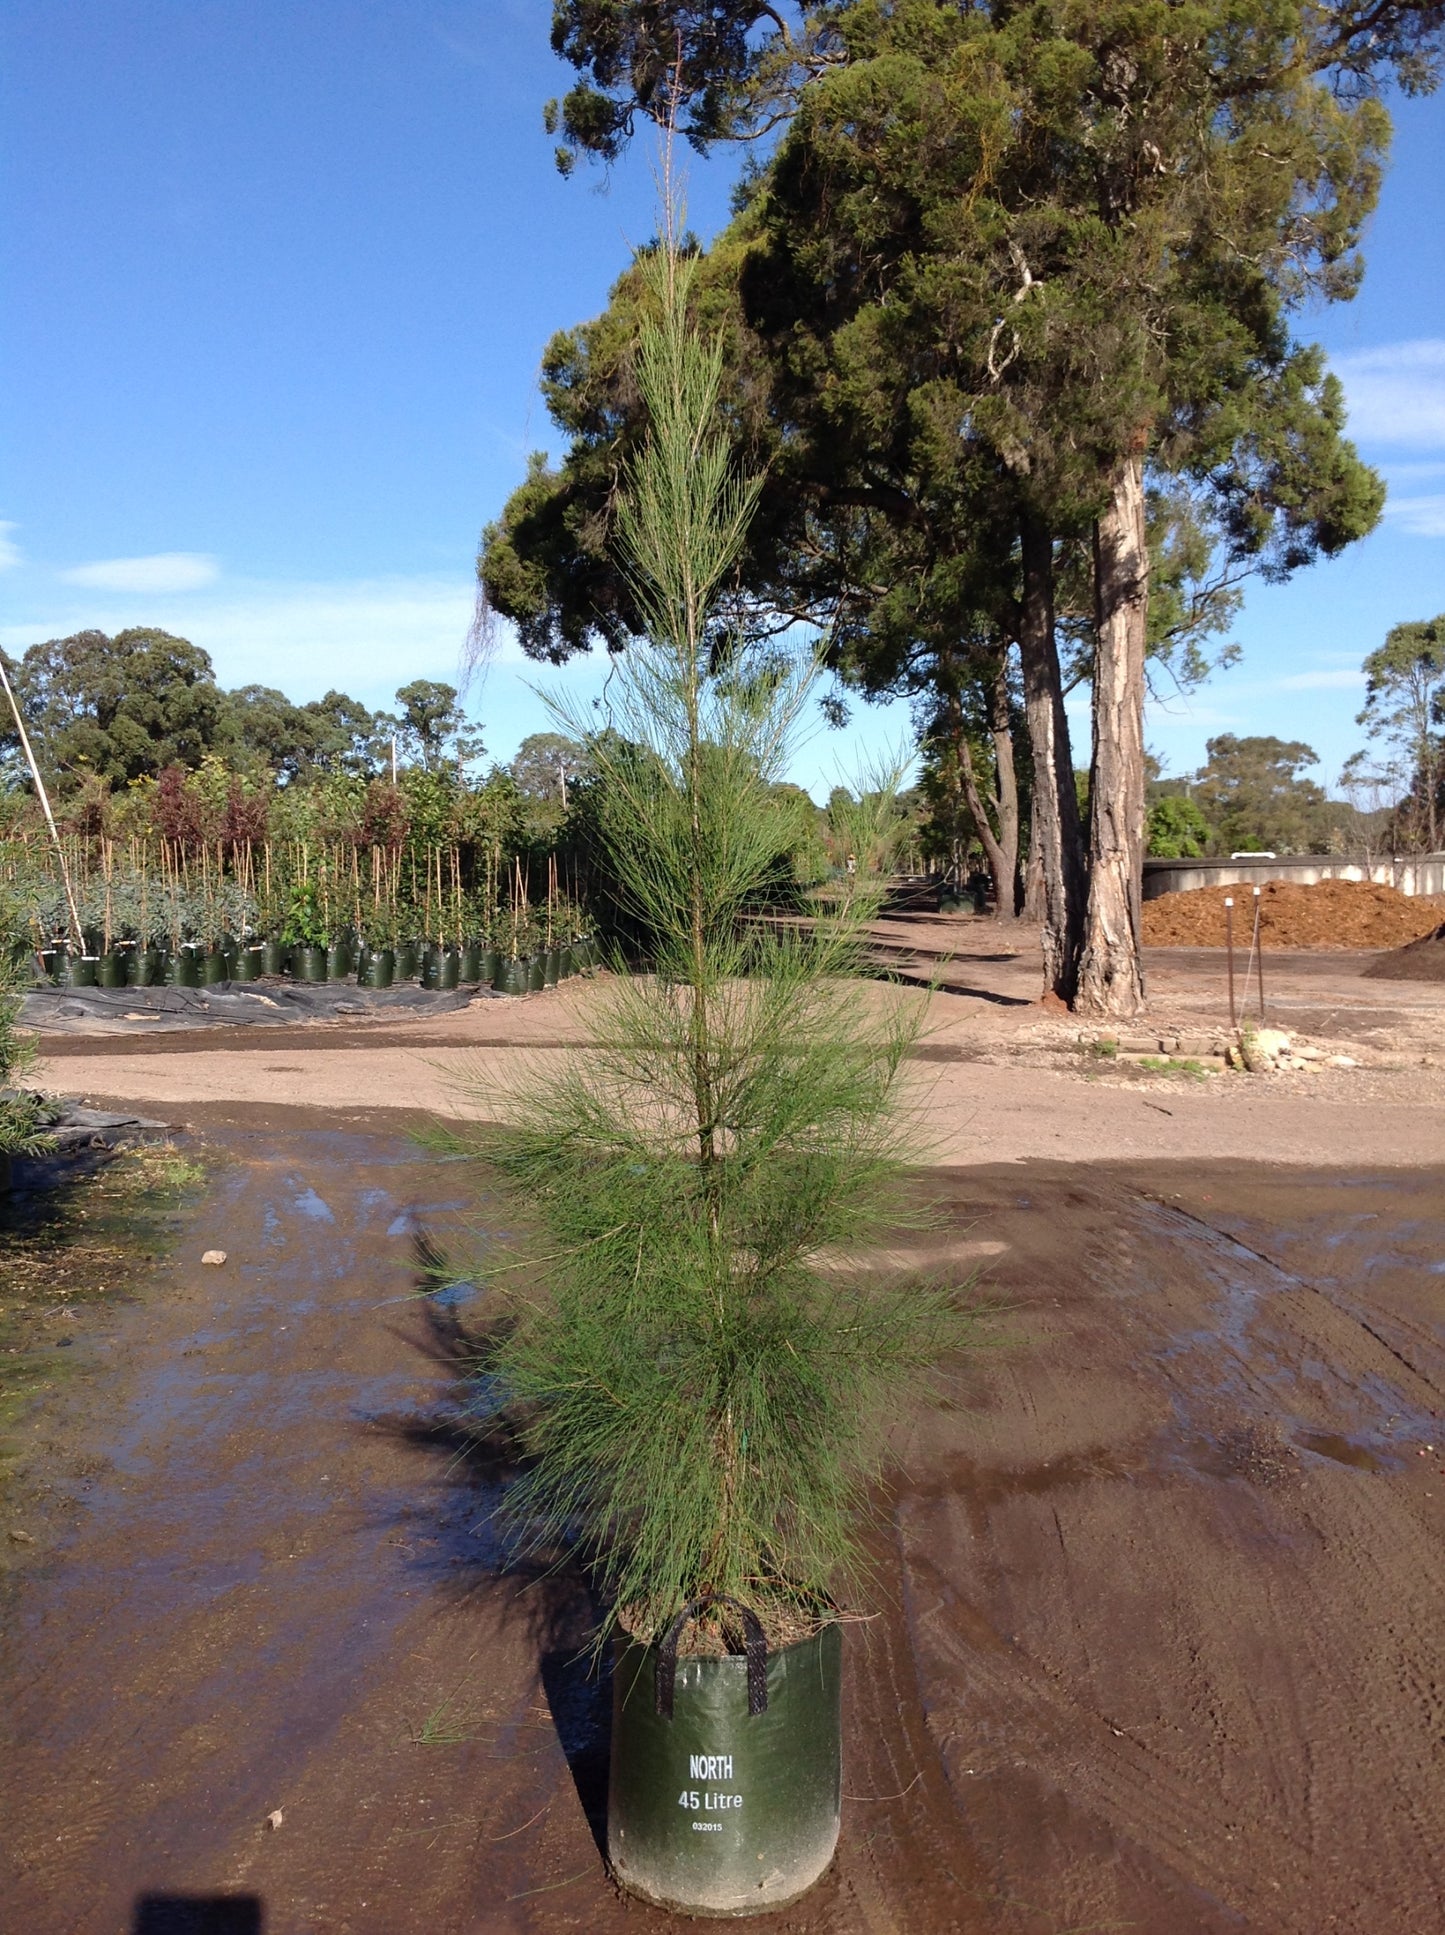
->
<box><xmin>0</xmin><ymin>654</ymin><xmax>84</xmax><ymax>946</ymax></box>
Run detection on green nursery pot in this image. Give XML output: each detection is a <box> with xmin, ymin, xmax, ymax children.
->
<box><xmin>362</xmin><ymin>947</ymin><xmax>394</xmax><ymax>989</ymax></box>
<box><xmin>496</xmin><ymin>957</ymin><xmax>527</xmax><ymax>996</ymax></box>
<box><xmin>98</xmin><ymin>951</ymin><xmax>129</xmax><ymax>989</ymax></box>
<box><xmin>202</xmin><ymin>947</ymin><xmax>229</xmax><ymax>985</ymax></box>
<box><xmin>435</xmin><ymin>947</ymin><xmax>460</xmax><ymax>991</ymax></box>
<box><xmin>233</xmin><ymin>946</ymin><xmax>264</xmax><ymax>983</ymax></box>
<box><xmin>608</xmin><ymin>1602</ymin><xmax>842</xmax><ymax>1918</ymax></box>
<box><xmin>326</xmin><ymin>942</ymin><xmax>351</xmax><ymax>981</ymax></box>
<box><xmin>558</xmin><ymin>945</ymin><xmax>575</xmax><ymax>980</ymax></box>
<box><xmin>166</xmin><ymin>948</ymin><xmax>201</xmax><ymax>989</ymax></box>
<box><xmin>262</xmin><ymin>939</ymin><xmax>289</xmax><ymax>976</ymax></box>
<box><xmin>70</xmin><ymin>955</ymin><xmax>100</xmax><ymax>988</ymax></box>
<box><xmin>396</xmin><ymin>940</ymin><xmax>420</xmax><ymax>981</ymax></box>
<box><xmin>482</xmin><ymin>948</ymin><xmax>500</xmax><ymax>988</ymax></box>
<box><xmin>297</xmin><ymin>945</ymin><xmax>327</xmax><ymax>983</ymax></box>
<box><xmin>526</xmin><ymin>953</ymin><xmax>546</xmax><ymax>993</ymax></box>
<box><xmin>459</xmin><ymin>942</ymin><xmax>483</xmax><ymax>984</ymax></box>
<box><xmin>128</xmin><ymin>948</ymin><xmax>162</xmax><ymax>987</ymax></box>
<box><xmin>544</xmin><ymin>947</ymin><xmax>561</xmax><ymax>988</ymax></box>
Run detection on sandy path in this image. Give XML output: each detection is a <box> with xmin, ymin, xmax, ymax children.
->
<box><xmin>35</xmin><ymin>1035</ymin><xmax>1445</xmax><ymax>1169</ymax></box>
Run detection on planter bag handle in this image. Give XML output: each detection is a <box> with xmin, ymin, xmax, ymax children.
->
<box><xmin>655</xmin><ymin>1596</ymin><xmax>768</xmax><ymax>1720</ymax></box>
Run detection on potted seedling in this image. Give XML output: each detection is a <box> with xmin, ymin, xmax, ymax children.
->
<box><xmin>280</xmin><ymin>880</ymin><xmax>327</xmax><ymax>982</ymax></box>
<box><xmin>458</xmin><ymin>240</ymin><xmax>971</xmax><ymax>1917</ymax></box>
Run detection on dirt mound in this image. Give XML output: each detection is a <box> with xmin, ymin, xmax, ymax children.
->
<box><xmin>1142</xmin><ymin>876</ymin><xmax>1445</xmax><ymax>950</ymax></box>
<box><xmin>1362</xmin><ymin>922</ymin><xmax>1445</xmax><ymax>981</ymax></box>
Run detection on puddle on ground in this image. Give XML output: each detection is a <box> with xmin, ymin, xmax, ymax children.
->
<box><xmin>1295</xmin><ymin>1430</ymin><xmax>1394</xmax><ymax>1472</ymax></box>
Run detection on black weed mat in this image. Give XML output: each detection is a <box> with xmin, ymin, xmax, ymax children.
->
<box><xmin>23</xmin><ymin>981</ymin><xmax>484</xmax><ymax>1033</ymax></box>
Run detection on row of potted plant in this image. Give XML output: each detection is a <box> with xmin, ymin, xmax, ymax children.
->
<box><xmin>34</xmin><ymin>931</ymin><xmax>600</xmax><ymax>993</ymax></box>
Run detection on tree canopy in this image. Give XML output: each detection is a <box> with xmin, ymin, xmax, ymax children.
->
<box><xmin>487</xmin><ymin>0</ymin><xmax>1431</xmax><ymax>1010</ymax></box>
<box><xmin>0</xmin><ymin>628</ymin><xmax>487</xmax><ymax>797</ymax></box>
<box><xmin>1351</xmin><ymin>613</ymin><xmax>1445</xmax><ymax>851</ymax></box>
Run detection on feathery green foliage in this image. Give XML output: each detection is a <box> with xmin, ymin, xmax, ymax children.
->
<box><xmin>466</xmin><ymin>234</ymin><xmax>974</xmax><ymax>1645</ymax></box>
<box><xmin>0</xmin><ymin>891</ymin><xmax>53</xmax><ymax>1163</ymax></box>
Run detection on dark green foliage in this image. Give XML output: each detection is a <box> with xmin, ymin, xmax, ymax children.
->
<box><xmin>1</xmin><ymin>630</ymin><xmax>224</xmax><ymax>788</ymax></box>
<box><xmin>0</xmin><ymin>628</ymin><xmax>388</xmax><ymax>793</ymax></box>
<box><xmin>546</xmin><ymin>2</ymin><xmax>826</xmax><ymax>169</ymax></box>
<box><xmin>1191</xmin><ymin>735</ymin><xmax>1332</xmax><ymax>855</ymax></box>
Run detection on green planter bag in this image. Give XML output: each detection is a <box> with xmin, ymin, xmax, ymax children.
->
<box><xmin>436</xmin><ymin>947</ymin><xmax>461</xmax><ymax>991</ymax></box>
<box><xmin>202</xmin><ymin>947</ymin><xmax>229</xmax><ymax>985</ymax></box>
<box><xmin>527</xmin><ymin>953</ymin><xmax>546</xmax><ymax>993</ymax></box>
<box><xmin>129</xmin><ymin>948</ymin><xmax>162</xmax><ymax>987</ymax></box>
<box><xmin>396</xmin><ymin>940</ymin><xmax>420</xmax><ymax>981</ymax></box>
<box><xmin>362</xmin><ymin>947</ymin><xmax>395</xmax><ymax>989</ymax></box>
<box><xmin>482</xmin><ymin>948</ymin><xmax>500</xmax><ymax>988</ymax></box>
<box><xmin>70</xmin><ymin>955</ymin><xmax>100</xmax><ymax>988</ymax></box>
<box><xmin>98</xmin><ymin>951</ymin><xmax>128</xmax><ymax>989</ymax></box>
<box><xmin>459</xmin><ymin>942</ymin><xmax>483</xmax><ymax>984</ymax></box>
<box><xmin>262</xmin><ymin>939</ymin><xmax>288</xmax><ymax>976</ymax></box>
<box><xmin>297</xmin><ymin>945</ymin><xmax>327</xmax><ymax>983</ymax></box>
<box><xmin>496</xmin><ymin>957</ymin><xmax>527</xmax><ymax>996</ymax></box>
<box><xmin>234</xmin><ymin>946</ymin><xmax>264</xmax><ymax>982</ymax></box>
<box><xmin>609</xmin><ymin>1600</ymin><xmax>842</xmax><ymax>1917</ymax></box>
<box><xmin>544</xmin><ymin>947</ymin><xmax>561</xmax><ymax>987</ymax></box>
<box><xmin>326</xmin><ymin>942</ymin><xmax>351</xmax><ymax>981</ymax></box>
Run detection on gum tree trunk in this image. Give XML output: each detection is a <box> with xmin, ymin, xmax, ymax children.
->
<box><xmin>1077</xmin><ymin>454</ymin><xmax>1149</xmax><ymax>1017</ymax></box>
<box><xmin>988</xmin><ymin>651</ymin><xmax>1021</xmax><ymax>918</ymax></box>
<box><xmin>1017</xmin><ymin>515</ymin><xmax>1086</xmax><ymax>1001</ymax></box>
<box><xmin>951</xmin><ymin>654</ymin><xmax>1020</xmax><ymax>919</ymax></box>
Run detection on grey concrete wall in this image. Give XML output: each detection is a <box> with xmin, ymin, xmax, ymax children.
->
<box><xmin>1142</xmin><ymin>854</ymin><xmax>1445</xmax><ymax>900</ymax></box>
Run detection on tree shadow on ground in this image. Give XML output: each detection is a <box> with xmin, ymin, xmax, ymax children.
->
<box><xmin>371</xmin><ymin>1229</ymin><xmax>615</xmax><ymax>1860</ymax></box>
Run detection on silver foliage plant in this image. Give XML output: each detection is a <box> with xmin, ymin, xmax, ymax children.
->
<box><xmin>464</xmin><ymin>234</ymin><xmax>977</xmax><ymax>1647</ymax></box>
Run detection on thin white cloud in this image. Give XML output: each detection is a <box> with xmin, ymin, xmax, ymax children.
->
<box><xmin>62</xmin><ymin>552</ymin><xmax>220</xmax><ymax>594</ymax></box>
<box><xmin>1383</xmin><ymin>493</ymin><xmax>1445</xmax><ymax>538</ymax></box>
<box><xmin>0</xmin><ymin>571</ymin><xmax>568</xmax><ymax>714</ymax></box>
<box><xmin>1331</xmin><ymin>340</ymin><xmax>1445</xmax><ymax>449</ymax></box>
<box><xmin>1273</xmin><ymin>667</ymin><xmax>1364</xmax><ymax>691</ymax></box>
<box><xmin>0</xmin><ymin>522</ymin><xmax>20</xmax><ymax>571</ymax></box>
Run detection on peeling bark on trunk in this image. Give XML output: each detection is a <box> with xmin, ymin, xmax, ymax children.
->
<box><xmin>1077</xmin><ymin>454</ymin><xmax>1149</xmax><ymax>1017</ymax></box>
<box><xmin>1017</xmin><ymin>516</ymin><xmax>1086</xmax><ymax>1001</ymax></box>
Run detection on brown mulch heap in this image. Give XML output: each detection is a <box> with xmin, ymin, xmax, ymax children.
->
<box><xmin>1141</xmin><ymin>876</ymin><xmax>1445</xmax><ymax>950</ymax></box>
<box><xmin>1362</xmin><ymin>922</ymin><xmax>1445</xmax><ymax>981</ymax></box>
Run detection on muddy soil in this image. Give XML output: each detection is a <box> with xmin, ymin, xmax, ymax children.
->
<box><xmin>3</xmin><ymin>1112</ymin><xmax>1443</xmax><ymax>1934</ymax></box>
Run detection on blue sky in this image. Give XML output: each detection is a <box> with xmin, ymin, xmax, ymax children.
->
<box><xmin>2</xmin><ymin>3</ymin><xmax>1442</xmax><ymax>800</ymax></box>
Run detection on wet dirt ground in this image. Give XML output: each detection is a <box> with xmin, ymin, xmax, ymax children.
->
<box><xmin>3</xmin><ymin>1110</ymin><xmax>1443</xmax><ymax>1934</ymax></box>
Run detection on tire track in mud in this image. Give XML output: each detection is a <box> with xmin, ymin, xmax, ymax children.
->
<box><xmin>890</xmin><ymin>1166</ymin><xmax>1445</xmax><ymax>1935</ymax></box>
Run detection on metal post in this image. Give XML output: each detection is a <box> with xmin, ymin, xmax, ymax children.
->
<box><xmin>1252</xmin><ymin>886</ymin><xmax>1265</xmax><ymax>1020</ymax></box>
<box><xmin>1224</xmin><ymin>896</ymin><xmax>1236</xmax><ymax>1028</ymax></box>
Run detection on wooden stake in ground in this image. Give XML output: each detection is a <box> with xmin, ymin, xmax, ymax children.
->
<box><xmin>1224</xmin><ymin>896</ymin><xmax>1236</xmax><ymax>1028</ymax></box>
<box><xmin>1253</xmin><ymin>888</ymin><xmax>1266</xmax><ymax>1020</ymax></box>
<box><xmin>0</xmin><ymin>655</ymin><xmax>85</xmax><ymax>949</ymax></box>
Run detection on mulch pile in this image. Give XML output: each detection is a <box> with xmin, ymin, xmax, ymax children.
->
<box><xmin>1362</xmin><ymin>922</ymin><xmax>1445</xmax><ymax>982</ymax></box>
<box><xmin>1141</xmin><ymin>877</ymin><xmax>1445</xmax><ymax>950</ymax></box>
